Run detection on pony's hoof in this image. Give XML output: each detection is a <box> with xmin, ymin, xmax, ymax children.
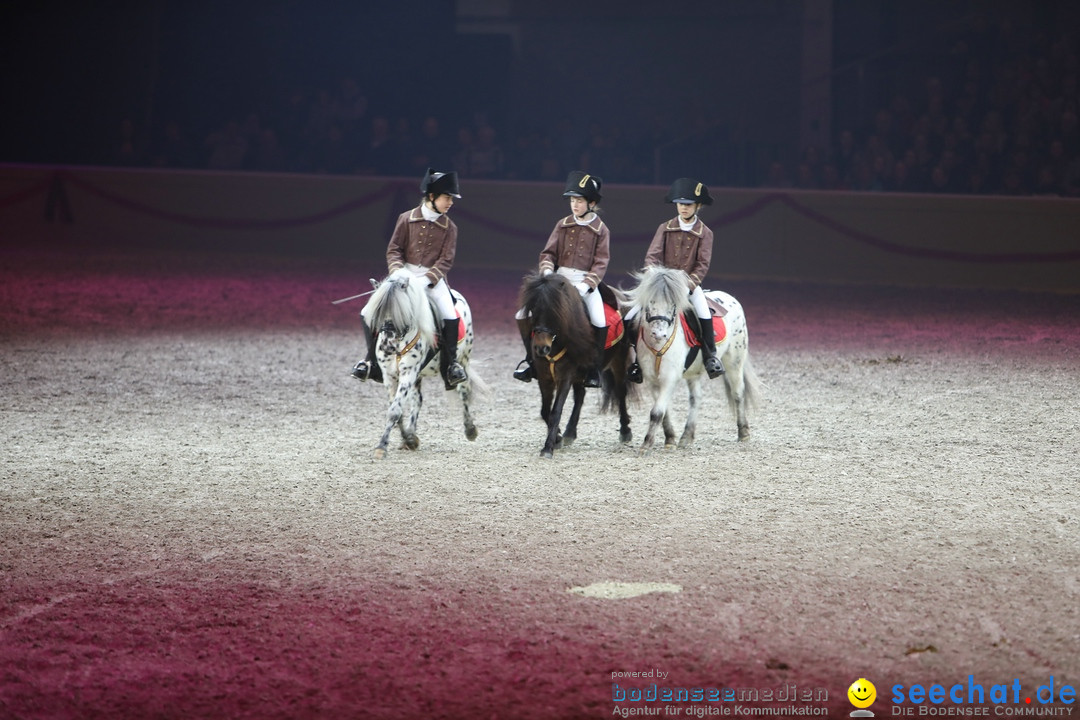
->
<box><xmin>373</xmin><ymin>448</ymin><xmax>387</xmax><ymax>460</ymax></box>
<box><xmin>540</xmin><ymin>449</ymin><xmax>554</xmax><ymax>459</ymax></box>
<box><xmin>561</xmin><ymin>435</ymin><xmax>576</xmax><ymax>447</ymax></box>
<box><xmin>619</xmin><ymin>430</ymin><xmax>633</xmax><ymax>444</ymax></box>
<box><xmin>738</xmin><ymin>428</ymin><xmax>750</xmax><ymax>441</ymax></box>
<box><xmin>401</xmin><ymin>436</ymin><xmax>420</xmax><ymax>451</ymax></box>
<box><xmin>465</xmin><ymin>425</ymin><xmax>478</xmax><ymax>441</ymax></box>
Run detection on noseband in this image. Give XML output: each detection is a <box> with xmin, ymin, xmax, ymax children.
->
<box><xmin>645</xmin><ymin>311</ymin><xmax>675</xmax><ymax>326</ymax></box>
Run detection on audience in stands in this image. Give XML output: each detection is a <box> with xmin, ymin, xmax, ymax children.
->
<box><xmin>121</xmin><ymin>10</ymin><xmax>1077</xmax><ymax>198</ymax></box>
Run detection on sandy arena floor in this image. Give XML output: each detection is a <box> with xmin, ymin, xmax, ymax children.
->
<box><xmin>1</xmin><ymin>246</ymin><xmax>1079</xmax><ymax>719</ymax></box>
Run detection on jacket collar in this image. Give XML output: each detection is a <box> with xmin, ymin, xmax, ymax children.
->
<box><xmin>560</xmin><ymin>214</ymin><xmax>605</xmax><ymax>232</ymax></box>
<box><xmin>409</xmin><ymin>206</ymin><xmax>449</xmax><ymax>228</ymax></box>
<box><xmin>665</xmin><ymin>217</ymin><xmax>704</xmax><ymax>237</ymax></box>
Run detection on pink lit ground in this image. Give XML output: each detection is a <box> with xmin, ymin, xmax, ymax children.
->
<box><xmin>2</xmin><ymin>245</ymin><xmax>1079</xmax><ymax>719</ymax></box>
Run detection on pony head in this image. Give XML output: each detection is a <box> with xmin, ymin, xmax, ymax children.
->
<box><xmin>361</xmin><ymin>268</ymin><xmax>437</xmax><ymax>348</ymax></box>
<box><xmin>518</xmin><ymin>272</ymin><xmax>595</xmax><ymax>363</ymax></box>
<box><xmin>626</xmin><ymin>266</ymin><xmax>693</xmax><ymax>347</ymax></box>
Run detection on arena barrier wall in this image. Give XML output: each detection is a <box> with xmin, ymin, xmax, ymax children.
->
<box><xmin>2</xmin><ymin>164</ymin><xmax>1079</xmax><ymax>293</ymax></box>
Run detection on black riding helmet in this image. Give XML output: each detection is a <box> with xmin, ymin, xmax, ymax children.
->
<box><xmin>420</xmin><ymin>167</ymin><xmax>462</xmax><ymax>199</ymax></box>
<box><xmin>562</xmin><ymin>170</ymin><xmax>602</xmax><ymax>203</ymax></box>
<box><xmin>664</xmin><ymin>177</ymin><xmax>713</xmax><ymax>205</ymax></box>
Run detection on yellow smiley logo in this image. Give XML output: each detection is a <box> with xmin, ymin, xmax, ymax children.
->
<box><xmin>848</xmin><ymin>678</ymin><xmax>876</xmax><ymax>709</ymax></box>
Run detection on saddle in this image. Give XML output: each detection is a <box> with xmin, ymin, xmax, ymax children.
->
<box><xmin>679</xmin><ymin>292</ymin><xmax>729</xmax><ymax>349</ymax></box>
<box><xmin>679</xmin><ymin>313</ymin><xmax>727</xmax><ymax>348</ymax></box>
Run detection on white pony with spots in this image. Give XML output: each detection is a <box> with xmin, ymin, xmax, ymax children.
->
<box><xmin>624</xmin><ymin>266</ymin><xmax>760</xmax><ymax>453</ymax></box>
<box><xmin>360</xmin><ymin>268</ymin><xmax>479</xmax><ymax>458</ymax></box>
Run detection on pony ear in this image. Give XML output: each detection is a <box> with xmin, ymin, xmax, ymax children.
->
<box><xmin>369</xmin><ymin>277</ymin><xmax>380</xmax><ymax>289</ymax></box>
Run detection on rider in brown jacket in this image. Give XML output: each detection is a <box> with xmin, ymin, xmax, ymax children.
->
<box><xmin>514</xmin><ymin>171</ymin><xmax>610</xmax><ymax>388</ymax></box>
<box><xmin>351</xmin><ymin>168</ymin><xmax>468</xmax><ymax>389</ymax></box>
<box><xmin>627</xmin><ymin>177</ymin><xmax>725</xmax><ymax>381</ymax></box>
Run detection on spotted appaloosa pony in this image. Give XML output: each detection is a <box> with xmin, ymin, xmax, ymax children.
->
<box><xmin>518</xmin><ymin>272</ymin><xmax>633</xmax><ymax>458</ymax></box>
<box><xmin>623</xmin><ymin>266</ymin><xmax>760</xmax><ymax>453</ymax></box>
<box><xmin>360</xmin><ymin>268</ymin><xmax>478</xmax><ymax>459</ymax></box>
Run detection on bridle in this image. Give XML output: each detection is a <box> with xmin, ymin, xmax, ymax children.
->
<box><xmin>531</xmin><ymin>323</ymin><xmax>567</xmax><ymax>381</ymax></box>
<box><xmin>638</xmin><ymin>305</ymin><xmax>678</xmax><ymax>375</ymax></box>
<box><xmin>380</xmin><ymin>320</ymin><xmax>421</xmax><ymax>363</ymax></box>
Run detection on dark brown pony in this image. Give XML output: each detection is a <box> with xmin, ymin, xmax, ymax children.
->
<box><xmin>518</xmin><ymin>272</ymin><xmax>633</xmax><ymax>458</ymax></box>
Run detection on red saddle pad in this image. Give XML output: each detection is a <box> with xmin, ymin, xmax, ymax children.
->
<box><xmin>603</xmin><ymin>303</ymin><xmax>624</xmax><ymax>349</ymax></box>
<box><xmin>679</xmin><ymin>314</ymin><xmax>727</xmax><ymax>347</ymax></box>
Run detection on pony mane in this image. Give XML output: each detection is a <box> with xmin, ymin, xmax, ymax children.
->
<box><xmin>625</xmin><ymin>266</ymin><xmax>693</xmax><ymax>315</ymax></box>
<box><xmin>361</xmin><ymin>268</ymin><xmax>437</xmax><ymax>346</ymax></box>
<box><xmin>518</xmin><ymin>272</ymin><xmax>595</xmax><ymax>361</ymax></box>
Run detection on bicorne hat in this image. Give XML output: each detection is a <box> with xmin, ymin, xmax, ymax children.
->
<box><xmin>664</xmin><ymin>177</ymin><xmax>712</xmax><ymax>205</ymax></box>
<box><xmin>562</xmin><ymin>171</ymin><xmax>602</xmax><ymax>202</ymax></box>
<box><xmin>421</xmin><ymin>168</ymin><xmax>462</xmax><ymax>198</ymax></box>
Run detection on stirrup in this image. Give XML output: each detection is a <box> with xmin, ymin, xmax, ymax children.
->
<box><xmin>583</xmin><ymin>367</ymin><xmax>601</xmax><ymax>388</ymax></box>
<box><xmin>704</xmin><ymin>356</ymin><xmax>725</xmax><ymax>379</ymax></box>
<box><xmin>513</xmin><ymin>359</ymin><xmax>535</xmax><ymax>382</ymax></box>
<box><xmin>351</xmin><ymin>361</ymin><xmax>370</xmax><ymax>381</ymax></box>
<box><xmin>627</xmin><ymin>362</ymin><xmax>643</xmax><ymax>384</ymax></box>
<box><xmin>445</xmin><ymin>362</ymin><xmax>467</xmax><ymax>388</ymax></box>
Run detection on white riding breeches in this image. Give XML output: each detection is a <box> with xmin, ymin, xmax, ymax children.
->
<box><xmin>405</xmin><ymin>263</ymin><xmax>456</xmax><ymax>320</ymax></box>
<box><xmin>557</xmin><ymin>267</ymin><xmax>606</xmax><ymax>327</ymax></box>
<box><xmin>515</xmin><ymin>268</ymin><xmax>606</xmax><ymax>327</ymax></box>
<box><xmin>688</xmin><ymin>285</ymin><xmax>709</xmax><ymax>318</ymax></box>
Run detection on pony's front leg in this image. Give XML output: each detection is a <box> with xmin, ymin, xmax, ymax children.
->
<box><xmin>560</xmin><ymin>382</ymin><xmax>586</xmax><ymax>447</ymax></box>
<box><xmin>373</xmin><ymin>366</ymin><xmax>416</xmax><ymax>459</ymax></box>
<box><xmin>398</xmin><ymin>378</ymin><xmax>422</xmax><ymax>451</ymax></box>
<box><xmin>640</xmin><ymin>366</ymin><xmax>680</xmax><ymax>455</ymax></box>
<box><xmin>678</xmin><ymin>375</ymin><xmax>705</xmax><ymax>448</ymax></box>
<box><xmin>541</xmin><ymin>376</ymin><xmax>574</xmax><ymax>459</ymax></box>
<box><xmin>662</xmin><ymin>411</ymin><xmax>677</xmax><ymax>448</ymax></box>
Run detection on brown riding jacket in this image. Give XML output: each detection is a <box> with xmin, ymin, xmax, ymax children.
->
<box><xmin>537</xmin><ymin>214</ymin><xmax>610</xmax><ymax>290</ymax></box>
<box><xmin>644</xmin><ymin>217</ymin><xmax>713</xmax><ymax>291</ymax></box>
<box><xmin>386</xmin><ymin>206</ymin><xmax>457</xmax><ymax>286</ymax></box>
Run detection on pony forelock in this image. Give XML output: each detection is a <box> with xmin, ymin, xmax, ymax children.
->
<box><xmin>627</xmin><ymin>266</ymin><xmax>693</xmax><ymax>314</ymax></box>
<box><xmin>361</xmin><ymin>268</ymin><xmax>437</xmax><ymax>345</ymax></box>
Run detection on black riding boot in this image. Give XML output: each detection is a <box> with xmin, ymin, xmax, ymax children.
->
<box><xmin>350</xmin><ymin>318</ymin><xmax>383</xmax><ymax>383</ymax></box>
<box><xmin>440</xmin><ymin>318</ymin><xmax>468</xmax><ymax>390</ymax></box>
<box><xmin>584</xmin><ymin>325</ymin><xmax>607</xmax><ymax>388</ymax></box>
<box><xmin>624</xmin><ymin>315</ymin><xmax>643</xmax><ymax>383</ymax></box>
<box><xmin>697</xmin><ymin>316</ymin><xmax>725</xmax><ymax>379</ymax></box>
<box><xmin>513</xmin><ymin>316</ymin><xmax>536</xmax><ymax>382</ymax></box>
